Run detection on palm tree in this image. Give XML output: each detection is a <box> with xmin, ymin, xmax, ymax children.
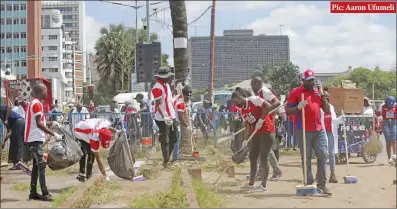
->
<box><xmin>169</xmin><ymin>1</ymin><xmax>189</xmax><ymax>85</ymax></box>
<box><xmin>94</xmin><ymin>24</ymin><xmax>158</xmax><ymax>94</ymax></box>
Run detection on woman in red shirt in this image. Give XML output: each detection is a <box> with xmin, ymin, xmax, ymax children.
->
<box><xmin>231</xmin><ymin>88</ymin><xmax>272</xmax><ymax>193</ymax></box>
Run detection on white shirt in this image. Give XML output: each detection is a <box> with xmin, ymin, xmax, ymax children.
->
<box><xmin>12</xmin><ymin>105</ymin><xmax>25</xmax><ymax>119</ymax></box>
<box><xmin>363</xmin><ymin>106</ymin><xmax>374</xmax><ymax>115</ymax></box>
<box><xmin>320</xmin><ymin>104</ymin><xmax>340</xmax><ymax>154</ymax></box>
<box><xmin>71</xmin><ymin>107</ymin><xmax>90</xmax><ymax>129</ymax></box>
<box><xmin>74</xmin><ymin>118</ymin><xmax>112</xmax><ymax>151</ymax></box>
<box><xmin>25</xmin><ymin>99</ymin><xmax>46</xmax><ymax>142</ymax></box>
<box><xmin>152</xmin><ymin>81</ymin><xmax>176</xmax><ymax>121</ymax></box>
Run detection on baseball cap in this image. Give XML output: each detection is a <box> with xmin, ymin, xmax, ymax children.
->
<box><xmin>134</xmin><ymin>93</ymin><xmax>144</xmax><ymax>100</ymax></box>
<box><xmin>303</xmin><ymin>69</ymin><xmax>315</xmax><ymax>80</ymax></box>
<box><xmin>98</xmin><ymin>128</ymin><xmax>112</xmax><ymax>148</ymax></box>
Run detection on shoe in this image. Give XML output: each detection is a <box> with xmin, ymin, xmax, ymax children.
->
<box><xmin>329</xmin><ymin>172</ymin><xmax>338</xmax><ymax>183</ymax></box>
<box><xmin>269</xmin><ymin>170</ymin><xmax>283</xmax><ymax>181</ymax></box>
<box><xmin>29</xmin><ymin>193</ymin><xmax>43</xmax><ymax>200</ymax></box>
<box><xmin>162</xmin><ymin>162</ymin><xmax>174</xmax><ymax>169</ymax></box>
<box><xmin>76</xmin><ymin>174</ymin><xmax>86</xmax><ymax>182</ymax></box>
<box><xmin>240</xmin><ymin>183</ymin><xmax>255</xmax><ymax>190</ymax></box>
<box><xmin>41</xmin><ymin>194</ymin><xmax>53</xmax><ymax>202</ymax></box>
<box><xmin>317</xmin><ymin>185</ymin><xmax>332</xmax><ymax>196</ymax></box>
<box><xmin>248</xmin><ymin>184</ymin><xmax>268</xmax><ymax>193</ymax></box>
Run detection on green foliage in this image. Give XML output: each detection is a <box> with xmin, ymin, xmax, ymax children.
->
<box><xmin>325</xmin><ymin>66</ymin><xmax>396</xmax><ymax>100</ymax></box>
<box><xmin>161</xmin><ymin>54</ymin><xmax>170</xmax><ymax>67</ymax></box>
<box><xmin>82</xmin><ymin>83</ymin><xmax>113</xmax><ymax>106</ymax></box>
<box><xmin>268</xmin><ymin>62</ymin><xmax>302</xmax><ymax>96</ymax></box>
<box><xmin>253</xmin><ymin>64</ymin><xmax>273</xmax><ymax>83</ymax></box>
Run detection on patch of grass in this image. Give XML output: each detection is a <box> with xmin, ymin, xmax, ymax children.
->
<box><xmin>280</xmin><ymin>148</ymin><xmax>300</xmax><ymax>156</ymax></box>
<box><xmin>192</xmin><ymin>179</ymin><xmax>223</xmax><ymax>208</ymax></box>
<box><xmin>52</xmin><ymin>186</ymin><xmax>78</xmax><ymax>208</ymax></box>
<box><xmin>46</xmin><ymin>164</ymin><xmax>79</xmax><ymax>176</ymax></box>
<box><xmin>138</xmin><ymin>160</ymin><xmax>162</xmax><ymax>180</ymax></box>
<box><xmin>1</xmin><ymin>149</ymin><xmax>9</xmax><ymax>163</ymax></box>
<box><xmin>12</xmin><ymin>183</ymin><xmax>32</xmax><ymax>191</ymax></box>
<box><xmin>130</xmin><ymin>167</ymin><xmax>188</xmax><ymax>208</ymax></box>
<box><xmin>71</xmin><ymin>178</ymin><xmax>105</xmax><ymax>208</ymax></box>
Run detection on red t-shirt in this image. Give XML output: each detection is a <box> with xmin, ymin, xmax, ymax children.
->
<box><xmin>287</xmin><ymin>85</ymin><xmax>323</xmax><ymax>132</ymax></box>
<box><xmin>288</xmin><ymin>114</ymin><xmax>296</xmax><ymax>122</ymax></box>
<box><xmin>381</xmin><ymin>104</ymin><xmax>397</xmax><ymax>120</ymax></box>
<box><xmin>241</xmin><ymin>96</ymin><xmax>267</xmax><ymax>135</ymax></box>
<box><xmin>323</xmin><ymin>112</ymin><xmax>332</xmax><ymax>132</ymax></box>
<box><xmin>257</xmin><ymin>86</ymin><xmax>277</xmax><ymax>133</ymax></box>
<box><xmin>230</xmin><ymin>104</ymin><xmax>242</xmax><ymax>118</ymax></box>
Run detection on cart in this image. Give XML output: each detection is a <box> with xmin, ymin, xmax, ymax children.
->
<box><xmin>336</xmin><ymin>115</ymin><xmax>378</xmax><ymax>164</ymax></box>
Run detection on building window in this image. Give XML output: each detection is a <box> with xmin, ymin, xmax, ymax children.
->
<box><xmin>13</xmin><ymin>19</ymin><xmax>19</xmax><ymax>24</ymax></box>
<box><xmin>6</xmin><ymin>4</ymin><xmax>12</xmax><ymax>11</ymax></box>
<box><xmin>13</xmin><ymin>32</ymin><xmax>19</xmax><ymax>38</ymax></box>
<box><xmin>14</xmin><ymin>62</ymin><xmax>19</xmax><ymax>67</ymax></box>
<box><xmin>6</xmin><ymin>32</ymin><xmax>12</xmax><ymax>39</ymax></box>
<box><xmin>49</xmin><ymin>68</ymin><xmax>58</xmax><ymax>72</ymax></box>
<box><xmin>20</xmin><ymin>4</ymin><xmax>26</xmax><ymax>10</ymax></box>
<box><xmin>13</xmin><ymin>4</ymin><xmax>19</xmax><ymax>10</ymax></box>
<box><xmin>14</xmin><ymin>46</ymin><xmax>19</xmax><ymax>52</ymax></box>
<box><xmin>0</xmin><ymin>19</ymin><xmax>4</xmax><ymax>25</ymax></box>
<box><xmin>48</xmin><ymin>46</ymin><xmax>58</xmax><ymax>51</ymax></box>
<box><xmin>0</xmin><ymin>47</ymin><xmax>4</xmax><ymax>53</ymax></box>
<box><xmin>49</xmin><ymin>35</ymin><xmax>57</xmax><ymax>40</ymax></box>
<box><xmin>6</xmin><ymin>47</ymin><xmax>12</xmax><ymax>53</ymax></box>
<box><xmin>20</xmin><ymin>32</ymin><xmax>26</xmax><ymax>38</ymax></box>
<box><xmin>0</xmin><ymin>5</ymin><xmax>4</xmax><ymax>11</ymax></box>
<box><xmin>6</xmin><ymin>18</ymin><xmax>12</xmax><ymax>25</ymax></box>
<box><xmin>0</xmin><ymin>33</ymin><xmax>4</xmax><ymax>39</ymax></box>
<box><xmin>20</xmin><ymin>18</ymin><xmax>26</xmax><ymax>24</ymax></box>
<box><xmin>21</xmin><ymin>60</ymin><xmax>27</xmax><ymax>67</ymax></box>
<box><xmin>21</xmin><ymin>75</ymin><xmax>27</xmax><ymax>79</ymax></box>
<box><xmin>49</xmin><ymin>57</ymin><xmax>58</xmax><ymax>61</ymax></box>
<box><xmin>20</xmin><ymin>46</ymin><xmax>26</xmax><ymax>52</ymax></box>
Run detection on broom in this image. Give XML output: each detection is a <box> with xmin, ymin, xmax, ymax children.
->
<box><xmin>363</xmin><ymin>84</ymin><xmax>383</xmax><ymax>156</ymax></box>
<box><xmin>341</xmin><ymin>110</ymin><xmax>358</xmax><ymax>184</ymax></box>
<box><xmin>296</xmin><ymin>94</ymin><xmax>317</xmax><ymax>196</ymax></box>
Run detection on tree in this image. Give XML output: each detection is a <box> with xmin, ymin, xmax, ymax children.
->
<box><xmin>82</xmin><ymin>83</ymin><xmax>113</xmax><ymax>106</ymax></box>
<box><xmin>161</xmin><ymin>54</ymin><xmax>169</xmax><ymax>67</ymax></box>
<box><xmin>268</xmin><ymin>62</ymin><xmax>302</xmax><ymax>96</ymax></box>
<box><xmin>94</xmin><ymin>24</ymin><xmax>158</xmax><ymax>95</ymax></box>
<box><xmin>169</xmin><ymin>1</ymin><xmax>189</xmax><ymax>85</ymax></box>
<box><xmin>252</xmin><ymin>64</ymin><xmax>273</xmax><ymax>83</ymax></box>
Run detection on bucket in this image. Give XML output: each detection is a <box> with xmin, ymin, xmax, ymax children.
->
<box><xmin>141</xmin><ymin>137</ymin><xmax>153</xmax><ymax>147</ymax></box>
<box><xmin>192</xmin><ymin>150</ymin><xmax>200</xmax><ymax>158</ymax></box>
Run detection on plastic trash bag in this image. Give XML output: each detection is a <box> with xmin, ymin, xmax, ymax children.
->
<box><xmin>47</xmin><ymin>127</ymin><xmax>83</xmax><ymax>170</ymax></box>
<box><xmin>107</xmin><ymin>130</ymin><xmax>135</xmax><ymax>180</ymax></box>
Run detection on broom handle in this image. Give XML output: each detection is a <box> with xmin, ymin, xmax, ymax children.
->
<box><xmin>301</xmin><ymin>94</ymin><xmax>307</xmax><ymax>186</ymax></box>
<box><xmin>342</xmin><ymin>110</ymin><xmax>350</xmax><ymax>175</ymax></box>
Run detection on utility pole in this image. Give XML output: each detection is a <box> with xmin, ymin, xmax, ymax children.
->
<box><xmin>145</xmin><ymin>0</ymin><xmax>152</xmax><ymax>101</ymax></box>
<box><xmin>279</xmin><ymin>24</ymin><xmax>284</xmax><ymax>35</ymax></box>
<box><xmin>72</xmin><ymin>47</ymin><xmax>76</xmax><ymax>102</ymax></box>
<box><xmin>209</xmin><ymin>0</ymin><xmax>216</xmax><ymax>102</ymax></box>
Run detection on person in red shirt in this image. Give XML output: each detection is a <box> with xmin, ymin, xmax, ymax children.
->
<box><xmin>229</xmin><ymin>89</ymin><xmax>245</xmax><ymax>153</ymax></box>
<box><xmin>380</xmin><ymin>96</ymin><xmax>397</xmax><ymax>163</ymax></box>
<box><xmin>231</xmin><ymin>88</ymin><xmax>273</xmax><ymax>193</ymax></box>
<box><xmin>286</xmin><ymin>69</ymin><xmax>331</xmax><ymax>196</ymax></box>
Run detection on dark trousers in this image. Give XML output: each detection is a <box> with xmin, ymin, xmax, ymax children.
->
<box><xmin>9</xmin><ymin>118</ymin><xmax>25</xmax><ymax>164</ymax></box>
<box><xmin>78</xmin><ymin>139</ymin><xmax>95</xmax><ymax>179</ymax></box>
<box><xmin>155</xmin><ymin>119</ymin><xmax>178</xmax><ymax>164</ymax></box>
<box><xmin>28</xmin><ymin>141</ymin><xmax>49</xmax><ymax>195</ymax></box>
<box><xmin>249</xmin><ymin>133</ymin><xmax>273</xmax><ymax>187</ymax></box>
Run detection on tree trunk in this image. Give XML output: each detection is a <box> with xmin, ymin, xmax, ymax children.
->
<box><xmin>169</xmin><ymin>1</ymin><xmax>189</xmax><ymax>85</ymax></box>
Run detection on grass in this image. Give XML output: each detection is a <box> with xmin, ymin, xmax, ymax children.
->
<box><xmin>280</xmin><ymin>148</ymin><xmax>300</xmax><ymax>156</ymax></box>
<box><xmin>129</xmin><ymin>167</ymin><xmax>188</xmax><ymax>208</ymax></box>
<box><xmin>192</xmin><ymin>179</ymin><xmax>223</xmax><ymax>208</ymax></box>
<box><xmin>46</xmin><ymin>164</ymin><xmax>79</xmax><ymax>176</ymax></box>
<box><xmin>52</xmin><ymin>186</ymin><xmax>78</xmax><ymax>208</ymax></box>
<box><xmin>12</xmin><ymin>183</ymin><xmax>32</xmax><ymax>191</ymax></box>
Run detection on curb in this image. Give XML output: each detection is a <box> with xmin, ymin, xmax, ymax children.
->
<box><xmin>59</xmin><ymin>175</ymin><xmax>103</xmax><ymax>208</ymax></box>
<box><xmin>181</xmin><ymin>169</ymin><xmax>200</xmax><ymax>208</ymax></box>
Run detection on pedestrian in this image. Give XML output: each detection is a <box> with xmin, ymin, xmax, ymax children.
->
<box><xmin>12</xmin><ymin>98</ymin><xmax>26</xmax><ymax>118</ymax></box>
<box><xmin>25</xmin><ymin>83</ymin><xmax>62</xmax><ymax>201</ymax></box>
<box><xmin>71</xmin><ymin>103</ymin><xmax>89</xmax><ymax>130</ymax></box>
<box><xmin>229</xmin><ymin>102</ymin><xmax>244</xmax><ymax>153</ymax></box>
<box><xmin>134</xmin><ymin>93</ymin><xmax>153</xmax><ymax>145</ymax></box>
<box><xmin>0</xmin><ymin>103</ymin><xmax>25</xmax><ymax>169</ymax></box>
<box><xmin>363</xmin><ymin>97</ymin><xmax>374</xmax><ymax>115</ymax></box>
<box><xmin>286</xmin><ymin>69</ymin><xmax>332</xmax><ymax>196</ymax></box>
<box><xmin>74</xmin><ymin>118</ymin><xmax>116</xmax><ymax>182</ymax></box>
<box><xmin>380</xmin><ymin>96</ymin><xmax>397</xmax><ymax>164</ymax></box>
<box><xmin>151</xmin><ymin>67</ymin><xmax>178</xmax><ymax>167</ymax></box>
<box><xmin>232</xmin><ymin>88</ymin><xmax>273</xmax><ymax>193</ymax></box>
<box><xmin>251</xmin><ymin>77</ymin><xmax>283</xmax><ymax>181</ymax></box>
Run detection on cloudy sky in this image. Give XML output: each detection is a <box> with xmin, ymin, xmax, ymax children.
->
<box><xmin>85</xmin><ymin>1</ymin><xmax>396</xmax><ymax>73</ymax></box>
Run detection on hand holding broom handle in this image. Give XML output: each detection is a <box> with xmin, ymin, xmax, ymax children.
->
<box><xmin>301</xmin><ymin>94</ymin><xmax>307</xmax><ymax>186</ymax></box>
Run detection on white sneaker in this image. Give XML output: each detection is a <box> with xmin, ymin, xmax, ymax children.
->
<box><xmin>248</xmin><ymin>184</ymin><xmax>268</xmax><ymax>193</ymax></box>
<box><xmin>240</xmin><ymin>183</ymin><xmax>254</xmax><ymax>190</ymax></box>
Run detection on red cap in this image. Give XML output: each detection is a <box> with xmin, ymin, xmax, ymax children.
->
<box><xmin>98</xmin><ymin>128</ymin><xmax>112</xmax><ymax>148</ymax></box>
<box><xmin>303</xmin><ymin>69</ymin><xmax>315</xmax><ymax>80</ymax></box>
<box><xmin>89</xmin><ymin>103</ymin><xmax>94</xmax><ymax>107</ymax></box>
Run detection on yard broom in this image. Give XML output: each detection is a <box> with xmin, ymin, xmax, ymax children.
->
<box><xmin>296</xmin><ymin>94</ymin><xmax>317</xmax><ymax>196</ymax></box>
<box><xmin>341</xmin><ymin>110</ymin><xmax>358</xmax><ymax>184</ymax></box>
<box><xmin>363</xmin><ymin>85</ymin><xmax>383</xmax><ymax>156</ymax></box>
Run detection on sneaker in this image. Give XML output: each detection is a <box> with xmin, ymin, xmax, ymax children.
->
<box><xmin>162</xmin><ymin>162</ymin><xmax>175</xmax><ymax>169</ymax></box>
<box><xmin>329</xmin><ymin>172</ymin><xmax>338</xmax><ymax>183</ymax></box>
<box><xmin>29</xmin><ymin>193</ymin><xmax>43</xmax><ymax>200</ymax></box>
<box><xmin>240</xmin><ymin>183</ymin><xmax>255</xmax><ymax>190</ymax></box>
<box><xmin>76</xmin><ymin>174</ymin><xmax>86</xmax><ymax>182</ymax></box>
<box><xmin>248</xmin><ymin>184</ymin><xmax>268</xmax><ymax>193</ymax></box>
<box><xmin>388</xmin><ymin>158</ymin><xmax>394</xmax><ymax>165</ymax></box>
<box><xmin>41</xmin><ymin>194</ymin><xmax>53</xmax><ymax>202</ymax></box>
<box><xmin>317</xmin><ymin>185</ymin><xmax>332</xmax><ymax>196</ymax></box>
<box><xmin>269</xmin><ymin>171</ymin><xmax>282</xmax><ymax>181</ymax></box>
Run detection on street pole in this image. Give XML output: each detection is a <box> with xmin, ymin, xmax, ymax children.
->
<box><xmin>132</xmin><ymin>0</ymin><xmax>140</xmax><ymax>94</ymax></box>
<box><xmin>208</xmin><ymin>0</ymin><xmax>216</xmax><ymax>103</ymax></box>
<box><xmin>146</xmin><ymin>0</ymin><xmax>152</xmax><ymax>101</ymax></box>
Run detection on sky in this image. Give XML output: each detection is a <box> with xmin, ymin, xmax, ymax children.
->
<box><xmin>85</xmin><ymin>1</ymin><xmax>396</xmax><ymax>73</ymax></box>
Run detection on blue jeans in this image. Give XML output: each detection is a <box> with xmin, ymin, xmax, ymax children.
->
<box><xmin>173</xmin><ymin>125</ymin><xmax>181</xmax><ymax>161</ymax></box>
<box><xmin>295</xmin><ymin>128</ymin><xmax>328</xmax><ymax>187</ymax></box>
<box><xmin>326</xmin><ymin>132</ymin><xmax>336</xmax><ymax>170</ymax></box>
<box><xmin>286</xmin><ymin>121</ymin><xmax>295</xmax><ymax>147</ymax></box>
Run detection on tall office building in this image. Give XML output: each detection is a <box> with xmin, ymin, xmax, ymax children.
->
<box><xmin>188</xmin><ymin>29</ymin><xmax>290</xmax><ymax>90</ymax></box>
<box><xmin>1</xmin><ymin>1</ymin><xmax>42</xmax><ymax>79</ymax></box>
<box><xmin>41</xmin><ymin>1</ymin><xmax>86</xmax><ymax>82</ymax></box>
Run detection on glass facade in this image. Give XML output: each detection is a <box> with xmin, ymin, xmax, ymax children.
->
<box><xmin>0</xmin><ymin>0</ymin><xmax>28</xmax><ymax>78</ymax></box>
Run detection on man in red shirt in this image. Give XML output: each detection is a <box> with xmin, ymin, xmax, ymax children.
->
<box><xmin>380</xmin><ymin>96</ymin><xmax>397</xmax><ymax>163</ymax></box>
<box><xmin>286</xmin><ymin>69</ymin><xmax>331</xmax><ymax>196</ymax></box>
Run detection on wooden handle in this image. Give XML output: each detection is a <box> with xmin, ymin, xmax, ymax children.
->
<box><xmin>301</xmin><ymin>93</ymin><xmax>307</xmax><ymax>185</ymax></box>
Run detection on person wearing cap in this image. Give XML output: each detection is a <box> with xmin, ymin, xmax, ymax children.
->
<box><xmin>151</xmin><ymin>67</ymin><xmax>178</xmax><ymax>167</ymax></box>
<box><xmin>74</xmin><ymin>118</ymin><xmax>117</xmax><ymax>182</ymax></box>
<box><xmin>135</xmin><ymin>93</ymin><xmax>153</xmax><ymax>144</ymax></box>
<box><xmin>286</xmin><ymin>69</ymin><xmax>332</xmax><ymax>196</ymax></box>
<box><xmin>363</xmin><ymin>97</ymin><xmax>374</xmax><ymax>115</ymax></box>
<box><xmin>379</xmin><ymin>96</ymin><xmax>397</xmax><ymax>163</ymax></box>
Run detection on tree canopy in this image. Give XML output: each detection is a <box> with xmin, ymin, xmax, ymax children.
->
<box><xmin>251</xmin><ymin>63</ymin><xmax>272</xmax><ymax>83</ymax></box>
<box><xmin>267</xmin><ymin>62</ymin><xmax>302</xmax><ymax>96</ymax></box>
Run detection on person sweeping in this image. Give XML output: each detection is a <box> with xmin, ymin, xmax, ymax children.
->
<box><xmin>231</xmin><ymin>88</ymin><xmax>273</xmax><ymax>193</ymax></box>
<box><xmin>379</xmin><ymin>96</ymin><xmax>397</xmax><ymax>164</ymax></box>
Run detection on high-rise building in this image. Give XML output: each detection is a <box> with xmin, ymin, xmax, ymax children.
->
<box><xmin>1</xmin><ymin>1</ymin><xmax>42</xmax><ymax>79</ymax></box>
<box><xmin>188</xmin><ymin>29</ymin><xmax>290</xmax><ymax>90</ymax></box>
<box><xmin>41</xmin><ymin>1</ymin><xmax>86</xmax><ymax>82</ymax></box>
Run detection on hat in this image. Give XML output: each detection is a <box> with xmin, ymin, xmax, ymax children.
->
<box><xmin>386</xmin><ymin>96</ymin><xmax>396</xmax><ymax>108</ymax></box>
<box><xmin>134</xmin><ymin>93</ymin><xmax>144</xmax><ymax>100</ymax></box>
<box><xmin>182</xmin><ymin>86</ymin><xmax>192</xmax><ymax>96</ymax></box>
<box><xmin>155</xmin><ymin>67</ymin><xmax>174</xmax><ymax>79</ymax></box>
<box><xmin>303</xmin><ymin>69</ymin><xmax>315</xmax><ymax>80</ymax></box>
<box><xmin>89</xmin><ymin>103</ymin><xmax>95</xmax><ymax>107</ymax></box>
<box><xmin>98</xmin><ymin>128</ymin><xmax>112</xmax><ymax>148</ymax></box>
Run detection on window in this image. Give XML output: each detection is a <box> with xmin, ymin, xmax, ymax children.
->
<box><xmin>6</xmin><ymin>18</ymin><xmax>12</xmax><ymax>24</ymax></box>
<box><xmin>13</xmin><ymin>32</ymin><xmax>19</xmax><ymax>38</ymax></box>
<box><xmin>21</xmin><ymin>75</ymin><xmax>27</xmax><ymax>79</ymax></box>
<box><xmin>49</xmin><ymin>68</ymin><xmax>58</xmax><ymax>72</ymax></box>
<box><xmin>49</xmin><ymin>57</ymin><xmax>58</xmax><ymax>61</ymax></box>
<box><xmin>42</xmin><ymin>68</ymin><xmax>47</xmax><ymax>72</ymax></box>
<box><xmin>41</xmin><ymin>46</ymin><xmax>44</xmax><ymax>51</ymax></box>
<box><xmin>48</xmin><ymin>46</ymin><xmax>57</xmax><ymax>51</ymax></box>
<box><xmin>13</xmin><ymin>4</ymin><xmax>19</xmax><ymax>10</ymax></box>
<box><xmin>0</xmin><ymin>33</ymin><xmax>4</xmax><ymax>39</ymax></box>
<box><xmin>20</xmin><ymin>32</ymin><xmax>26</xmax><ymax>38</ymax></box>
<box><xmin>20</xmin><ymin>46</ymin><xmax>26</xmax><ymax>52</ymax></box>
<box><xmin>42</xmin><ymin>57</ymin><xmax>45</xmax><ymax>62</ymax></box>
<box><xmin>14</xmin><ymin>62</ymin><xmax>19</xmax><ymax>67</ymax></box>
<box><xmin>0</xmin><ymin>47</ymin><xmax>4</xmax><ymax>53</ymax></box>
<box><xmin>14</xmin><ymin>46</ymin><xmax>19</xmax><ymax>52</ymax></box>
<box><xmin>6</xmin><ymin>47</ymin><xmax>12</xmax><ymax>53</ymax></box>
<box><xmin>0</xmin><ymin>5</ymin><xmax>4</xmax><ymax>11</ymax></box>
<box><xmin>49</xmin><ymin>35</ymin><xmax>57</xmax><ymax>40</ymax></box>
<box><xmin>6</xmin><ymin>32</ymin><xmax>12</xmax><ymax>39</ymax></box>
<box><xmin>13</xmin><ymin>19</ymin><xmax>19</xmax><ymax>24</ymax></box>
<box><xmin>21</xmin><ymin>60</ymin><xmax>26</xmax><ymax>67</ymax></box>
<box><xmin>6</xmin><ymin>4</ymin><xmax>12</xmax><ymax>11</ymax></box>
<box><xmin>0</xmin><ymin>19</ymin><xmax>4</xmax><ymax>25</ymax></box>
<box><xmin>20</xmin><ymin>18</ymin><xmax>26</xmax><ymax>24</ymax></box>
<box><xmin>20</xmin><ymin>4</ymin><xmax>26</xmax><ymax>10</ymax></box>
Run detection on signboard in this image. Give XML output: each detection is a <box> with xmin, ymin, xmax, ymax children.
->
<box><xmin>6</xmin><ymin>79</ymin><xmax>33</xmax><ymax>103</ymax></box>
<box><xmin>338</xmin><ymin>115</ymin><xmax>373</xmax><ymax>154</ymax></box>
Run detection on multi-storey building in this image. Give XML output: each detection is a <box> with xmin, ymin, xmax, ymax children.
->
<box><xmin>1</xmin><ymin>1</ymin><xmax>42</xmax><ymax>79</ymax></box>
<box><xmin>41</xmin><ymin>1</ymin><xmax>86</xmax><ymax>82</ymax></box>
<box><xmin>188</xmin><ymin>29</ymin><xmax>290</xmax><ymax>90</ymax></box>
<box><xmin>73</xmin><ymin>50</ymin><xmax>83</xmax><ymax>101</ymax></box>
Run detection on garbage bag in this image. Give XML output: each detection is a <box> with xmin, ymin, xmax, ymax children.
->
<box><xmin>47</xmin><ymin>127</ymin><xmax>83</xmax><ymax>170</ymax></box>
<box><xmin>107</xmin><ymin>130</ymin><xmax>135</xmax><ymax>180</ymax></box>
